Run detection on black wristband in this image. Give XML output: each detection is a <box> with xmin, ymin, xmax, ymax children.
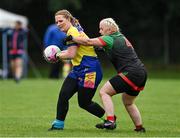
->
<box><xmin>65</xmin><ymin>35</ymin><xmax>73</xmax><ymax>41</ymax></box>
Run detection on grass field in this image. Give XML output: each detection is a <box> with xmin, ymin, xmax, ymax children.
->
<box><xmin>0</xmin><ymin>78</ymin><xmax>180</xmax><ymax>137</ymax></box>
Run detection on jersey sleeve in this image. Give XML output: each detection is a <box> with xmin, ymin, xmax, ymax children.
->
<box><xmin>99</xmin><ymin>35</ymin><xmax>113</xmax><ymax>49</ymax></box>
<box><xmin>66</xmin><ymin>26</ymin><xmax>80</xmax><ymax>47</ymax></box>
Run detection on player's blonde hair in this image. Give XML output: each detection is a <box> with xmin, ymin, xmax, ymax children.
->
<box><xmin>55</xmin><ymin>9</ymin><xmax>79</xmax><ymax>27</ymax></box>
<box><xmin>100</xmin><ymin>18</ymin><xmax>120</xmax><ymax>32</ymax></box>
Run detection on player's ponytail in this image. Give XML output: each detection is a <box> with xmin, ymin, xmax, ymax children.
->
<box><xmin>71</xmin><ymin>17</ymin><xmax>84</xmax><ymax>32</ymax></box>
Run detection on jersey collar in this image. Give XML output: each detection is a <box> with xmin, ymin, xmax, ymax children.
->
<box><xmin>110</xmin><ymin>32</ymin><xmax>123</xmax><ymax>37</ymax></box>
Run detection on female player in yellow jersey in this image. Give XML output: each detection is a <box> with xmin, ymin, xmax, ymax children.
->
<box><xmin>48</xmin><ymin>10</ymin><xmax>105</xmax><ymax>130</ymax></box>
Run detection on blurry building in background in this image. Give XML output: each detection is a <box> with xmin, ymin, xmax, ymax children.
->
<box><xmin>0</xmin><ymin>8</ymin><xmax>28</xmax><ymax>79</ymax></box>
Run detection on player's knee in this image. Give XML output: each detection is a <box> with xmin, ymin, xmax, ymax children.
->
<box><xmin>79</xmin><ymin>103</ymin><xmax>88</xmax><ymax>109</ymax></box>
<box><xmin>124</xmin><ymin>103</ymin><xmax>132</xmax><ymax>107</ymax></box>
<box><xmin>123</xmin><ymin>100</ymin><xmax>133</xmax><ymax>106</ymax></box>
<box><xmin>78</xmin><ymin>99</ymin><xmax>89</xmax><ymax>109</ymax></box>
<box><xmin>99</xmin><ymin>89</ymin><xmax>110</xmax><ymax>98</ymax></box>
<box><xmin>99</xmin><ymin>89</ymin><xmax>105</xmax><ymax>97</ymax></box>
<box><xmin>122</xmin><ymin>94</ymin><xmax>135</xmax><ymax>106</ymax></box>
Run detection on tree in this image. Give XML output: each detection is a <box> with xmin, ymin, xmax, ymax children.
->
<box><xmin>161</xmin><ymin>0</ymin><xmax>180</xmax><ymax>64</ymax></box>
<box><xmin>48</xmin><ymin>0</ymin><xmax>82</xmax><ymax>12</ymax></box>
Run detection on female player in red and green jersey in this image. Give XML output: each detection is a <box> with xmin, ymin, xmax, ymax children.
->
<box><xmin>64</xmin><ymin>18</ymin><xmax>147</xmax><ymax>132</ymax></box>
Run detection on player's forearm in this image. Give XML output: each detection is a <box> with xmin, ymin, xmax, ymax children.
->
<box><xmin>57</xmin><ymin>50</ymin><xmax>75</xmax><ymax>60</ymax></box>
<box><xmin>73</xmin><ymin>37</ymin><xmax>93</xmax><ymax>46</ymax></box>
<box><xmin>65</xmin><ymin>35</ymin><xmax>103</xmax><ymax>47</ymax></box>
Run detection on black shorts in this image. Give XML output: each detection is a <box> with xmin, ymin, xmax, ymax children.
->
<box><xmin>9</xmin><ymin>54</ymin><xmax>23</xmax><ymax>60</ymax></box>
<box><xmin>109</xmin><ymin>69</ymin><xmax>147</xmax><ymax>96</ymax></box>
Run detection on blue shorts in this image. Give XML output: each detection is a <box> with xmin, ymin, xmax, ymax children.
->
<box><xmin>68</xmin><ymin>56</ymin><xmax>103</xmax><ymax>89</ymax></box>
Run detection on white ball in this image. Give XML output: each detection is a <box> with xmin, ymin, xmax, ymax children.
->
<box><xmin>43</xmin><ymin>45</ymin><xmax>60</xmax><ymax>63</ymax></box>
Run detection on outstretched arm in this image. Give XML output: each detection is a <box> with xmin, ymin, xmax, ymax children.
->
<box><xmin>65</xmin><ymin>35</ymin><xmax>105</xmax><ymax>47</ymax></box>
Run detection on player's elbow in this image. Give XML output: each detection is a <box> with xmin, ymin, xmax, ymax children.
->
<box><xmin>69</xmin><ymin>54</ymin><xmax>76</xmax><ymax>59</ymax></box>
<box><xmin>68</xmin><ymin>51</ymin><xmax>76</xmax><ymax>59</ymax></box>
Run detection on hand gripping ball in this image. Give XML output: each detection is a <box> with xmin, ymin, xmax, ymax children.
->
<box><xmin>43</xmin><ymin>45</ymin><xmax>60</xmax><ymax>63</ymax></box>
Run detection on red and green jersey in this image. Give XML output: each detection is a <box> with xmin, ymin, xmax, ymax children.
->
<box><xmin>98</xmin><ymin>32</ymin><xmax>144</xmax><ymax>73</ymax></box>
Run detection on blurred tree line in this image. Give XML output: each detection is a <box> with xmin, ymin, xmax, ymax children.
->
<box><xmin>1</xmin><ymin>0</ymin><xmax>180</xmax><ymax>66</ymax></box>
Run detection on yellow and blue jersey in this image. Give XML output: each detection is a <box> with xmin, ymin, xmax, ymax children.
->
<box><xmin>66</xmin><ymin>26</ymin><xmax>97</xmax><ymax>66</ymax></box>
<box><xmin>66</xmin><ymin>26</ymin><xmax>102</xmax><ymax>89</ymax></box>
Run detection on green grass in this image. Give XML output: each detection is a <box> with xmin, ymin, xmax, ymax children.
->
<box><xmin>0</xmin><ymin>78</ymin><xmax>180</xmax><ymax>137</ymax></box>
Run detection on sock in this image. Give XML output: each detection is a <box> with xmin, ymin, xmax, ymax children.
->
<box><xmin>136</xmin><ymin>125</ymin><xmax>143</xmax><ymax>130</ymax></box>
<box><xmin>107</xmin><ymin>116</ymin><xmax>115</xmax><ymax>122</ymax></box>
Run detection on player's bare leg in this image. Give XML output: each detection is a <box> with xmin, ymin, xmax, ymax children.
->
<box><xmin>10</xmin><ymin>60</ymin><xmax>15</xmax><ymax>77</ymax></box>
<box><xmin>96</xmin><ymin>81</ymin><xmax>117</xmax><ymax>129</ymax></box>
<box><xmin>14</xmin><ymin>58</ymin><xmax>23</xmax><ymax>82</ymax></box>
<box><xmin>100</xmin><ymin>81</ymin><xmax>116</xmax><ymax>116</ymax></box>
<box><xmin>122</xmin><ymin>93</ymin><xmax>145</xmax><ymax>132</ymax></box>
<box><xmin>15</xmin><ymin>58</ymin><xmax>23</xmax><ymax>78</ymax></box>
